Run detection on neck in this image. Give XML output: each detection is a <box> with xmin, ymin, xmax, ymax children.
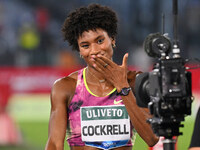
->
<box><xmin>85</xmin><ymin>66</ymin><xmax>115</xmax><ymax>97</ymax></box>
<box><xmin>86</xmin><ymin>67</ymin><xmax>106</xmax><ymax>83</ymax></box>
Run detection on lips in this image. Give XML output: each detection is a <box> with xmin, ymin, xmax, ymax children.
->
<box><xmin>90</xmin><ymin>57</ymin><xmax>95</xmax><ymax>62</ymax></box>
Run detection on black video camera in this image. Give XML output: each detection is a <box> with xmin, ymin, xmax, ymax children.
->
<box><xmin>134</xmin><ymin>32</ymin><xmax>193</xmax><ymax>138</ymax></box>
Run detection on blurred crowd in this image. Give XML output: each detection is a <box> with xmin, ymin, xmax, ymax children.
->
<box><xmin>0</xmin><ymin>0</ymin><xmax>199</xmax><ymax>71</ymax></box>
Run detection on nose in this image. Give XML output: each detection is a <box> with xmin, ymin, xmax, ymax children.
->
<box><xmin>90</xmin><ymin>43</ymin><xmax>101</xmax><ymax>55</ymax></box>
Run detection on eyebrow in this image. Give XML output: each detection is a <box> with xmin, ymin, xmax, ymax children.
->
<box><xmin>79</xmin><ymin>35</ymin><xmax>104</xmax><ymax>45</ymax></box>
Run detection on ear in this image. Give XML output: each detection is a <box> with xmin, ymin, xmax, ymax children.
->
<box><xmin>111</xmin><ymin>38</ymin><xmax>116</xmax><ymax>48</ymax></box>
<box><xmin>111</xmin><ymin>38</ymin><xmax>116</xmax><ymax>44</ymax></box>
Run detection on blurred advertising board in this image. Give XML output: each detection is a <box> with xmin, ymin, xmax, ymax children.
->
<box><xmin>0</xmin><ymin>67</ymin><xmax>78</xmax><ymax>109</ymax></box>
<box><xmin>0</xmin><ymin>67</ymin><xmax>200</xmax><ymax>108</ymax></box>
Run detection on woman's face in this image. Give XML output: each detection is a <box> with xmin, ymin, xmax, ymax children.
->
<box><xmin>77</xmin><ymin>28</ymin><xmax>115</xmax><ymax>67</ymax></box>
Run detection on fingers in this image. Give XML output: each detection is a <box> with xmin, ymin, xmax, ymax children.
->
<box><xmin>93</xmin><ymin>58</ymin><xmax>107</xmax><ymax>74</ymax></box>
<box><xmin>91</xmin><ymin>53</ymin><xmax>129</xmax><ymax>87</ymax></box>
<box><xmin>93</xmin><ymin>53</ymin><xmax>128</xmax><ymax>70</ymax></box>
<box><xmin>95</xmin><ymin>55</ymin><xmax>116</xmax><ymax>68</ymax></box>
<box><xmin>92</xmin><ymin>56</ymin><xmax>113</xmax><ymax>76</ymax></box>
<box><xmin>96</xmin><ymin>57</ymin><xmax>109</xmax><ymax>68</ymax></box>
<box><xmin>122</xmin><ymin>53</ymin><xmax>129</xmax><ymax>68</ymax></box>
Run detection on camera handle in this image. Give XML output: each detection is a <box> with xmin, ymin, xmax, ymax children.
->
<box><xmin>162</xmin><ymin>138</ymin><xmax>176</xmax><ymax>150</ymax></box>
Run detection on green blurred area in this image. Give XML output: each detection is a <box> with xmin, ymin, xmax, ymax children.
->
<box><xmin>0</xmin><ymin>120</ymin><xmax>148</xmax><ymax>150</ymax></box>
<box><xmin>0</xmin><ymin>119</ymin><xmax>194</xmax><ymax>150</ymax></box>
<box><xmin>1</xmin><ymin>94</ymin><xmax>196</xmax><ymax>150</ymax></box>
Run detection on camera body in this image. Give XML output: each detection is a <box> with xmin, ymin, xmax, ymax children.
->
<box><xmin>135</xmin><ymin>33</ymin><xmax>192</xmax><ymax>138</ymax></box>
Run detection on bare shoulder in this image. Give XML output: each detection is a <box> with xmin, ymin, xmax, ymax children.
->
<box><xmin>68</xmin><ymin>70</ymin><xmax>79</xmax><ymax>80</ymax></box>
<box><xmin>51</xmin><ymin>71</ymin><xmax>78</xmax><ymax>105</ymax></box>
<box><xmin>53</xmin><ymin>70</ymin><xmax>78</xmax><ymax>91</ymax></box>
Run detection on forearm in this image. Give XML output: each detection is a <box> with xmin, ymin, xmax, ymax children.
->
<box><xmin>45</xmin><ymin>106</ymin><xmax>67</xmax><ymax>150</ymax></box>
<box><xmin>120</xmin><ymin>88</ymin><xmax>159</xmax><ymax>146</ymax></box>
<box><xmin>45</xmin><ymin>118</ymin><xmax>66</xmax><ymax>150</ymax></box>
<box><xmin>93</xmin><ymin>54</ymin><xmax>158</xmax><ymax>145</ymax></box>
<box><xmin>45</xmin><ymin>138</ymin><xmax>64</xmax><ymax>150</ymax></box>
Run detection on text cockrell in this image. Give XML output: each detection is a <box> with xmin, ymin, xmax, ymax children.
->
<box><xmin>82</xmin><ymin>124</ymin><xmax>129</xmax><ymax>136</ymax></box>
<box><xmin>81</xmin><ymin>105</ymin><xmax>131</xmax><ymax>142</ymax></box>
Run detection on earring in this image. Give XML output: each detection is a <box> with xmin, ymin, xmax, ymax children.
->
<box><xmin>80</xmin><ymin>54</ymin><xmax>83</xmax><ymax>58</ymax></box>
<box><xmin>112</xmin><ymin>43</ymin><xmax>116</xmax><ymax>48</ymax></box>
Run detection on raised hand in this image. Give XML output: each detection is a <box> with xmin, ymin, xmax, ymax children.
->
<box><xmin>92</xmin><ymin>53</ymin><xmax>130</xmax><ymax>92</ymax></box>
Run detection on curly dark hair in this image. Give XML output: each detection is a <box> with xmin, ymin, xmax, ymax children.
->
<box><xmin>62</xmin><ymin>3</ymin><xmax>118</xmax><ymax>51</ymax></box>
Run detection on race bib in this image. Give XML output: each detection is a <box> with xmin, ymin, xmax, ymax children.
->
<box><xmin>80</xmin><ymin>105</ymin><xmax>130</xmax><ymax>142</ymax></box>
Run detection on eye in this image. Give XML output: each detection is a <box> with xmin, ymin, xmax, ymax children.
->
<box><xmin>97</xmin><ymin>38</ymin><xmax>104</xmax><ymax>44</ymax></box>
<box><xmin>81</xmin><ymin>44</ymin><xmax>89</xmax><ymax>49</ymax></box>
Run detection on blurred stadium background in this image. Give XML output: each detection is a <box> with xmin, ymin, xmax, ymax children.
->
<box><xmin>0</xmin><ymin>0</ymin><xmax>200</xmax><ymax>150</ymax></box>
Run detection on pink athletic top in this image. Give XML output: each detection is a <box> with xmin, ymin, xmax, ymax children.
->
<box><xmin>67</xmin><ymin>68</ymin><xmax>136</xmax><ymax>149</ymax></box>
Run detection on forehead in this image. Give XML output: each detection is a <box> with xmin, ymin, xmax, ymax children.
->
<box><xmin>78</xmin><ymin>28</ymin><xmax>109</xmax><ymax>42</ymax></box>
